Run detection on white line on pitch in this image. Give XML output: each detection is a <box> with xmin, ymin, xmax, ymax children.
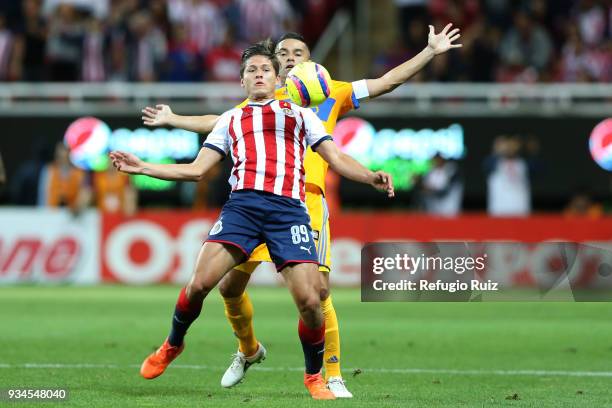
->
<box><xmin>2</xmin><ymin>363</ymin><xmax>612</xmax><ymax>377</ymax></box>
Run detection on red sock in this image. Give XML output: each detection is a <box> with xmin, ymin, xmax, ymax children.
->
<box><xmin>298</xmin><ymin>319</ymin><xmax>325</xmax><ymax>374</ymax></box>
<box><xmin>168</xmin><ymin>287</ymin><xmax>203</xmax><ymax>346</ymax></box>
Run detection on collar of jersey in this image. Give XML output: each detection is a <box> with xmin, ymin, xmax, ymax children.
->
<box><xmin>246</xmin><ymin>99</ymin><xmax>275</xmax><ymax>106</ymax></box>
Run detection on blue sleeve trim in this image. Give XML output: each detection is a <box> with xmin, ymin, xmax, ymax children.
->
<box><xmin>311</xmin><ymin>135</ymin><xmax>333</xmax><ymax>151</ymax></box>
<box><xmin>351</xmin><ymin>91</ymin><xmax>360</xmax><ymax>110</ymax></box>
<box><xmin>203</xmin><ymin>143</ymin><xmax>227</xmax><ymax>159</ymax></box>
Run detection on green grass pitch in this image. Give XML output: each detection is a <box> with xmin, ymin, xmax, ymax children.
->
<box><xmin>1</xmin><ymin>286</ymin><xmax>612</xmax><ymax>407</ymax></box>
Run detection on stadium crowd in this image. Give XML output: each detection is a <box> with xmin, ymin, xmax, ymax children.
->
<box><xmin>0</xmin><ymin>0</ymin><xmax>342</xmax><ymax>82</ymax></box>
<box><xmin>379</xmin><ymin>0</ymin><xmax>611</xmax><ymax>82</ymax></box>
<box><xmin>0</xmin><ymin>0</ymin><xmax>609</xmax><ymax>83</ymax></box>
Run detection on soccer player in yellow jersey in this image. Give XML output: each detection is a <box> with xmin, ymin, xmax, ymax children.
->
<box><xmin>142</xmin><ymin>25</ymin><xmax>461</xmax><ymax>397</ymax></box>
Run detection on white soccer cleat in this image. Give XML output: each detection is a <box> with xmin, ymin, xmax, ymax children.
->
<box><xmin>327</xmin><ymin>376</ymin><xmax>353</xmax><ymax>398</ymax></box>
<box><xmin>220</xmin><ymin>342</ymin><xmax>267</xmax><ymax>388</ymax></box>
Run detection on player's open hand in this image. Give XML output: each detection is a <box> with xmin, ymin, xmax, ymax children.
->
<box><xmin>142</xmin><ymin>104</ymin><xmax>173</xmax><ymax>127</ymax></box>
<box><xmin>371</xmin><ymin>171</ymin><xmax>395</xmax><ymax>198</ymax></box>
<box><xmin>109</xmin><ymin>151</ymin><xmax>144</xmax><ymax>175</ymax></box>
<box><xmin>427</xmin><ymin>23</ymin><xmax>462</xmax><ymax>55</ymax></box>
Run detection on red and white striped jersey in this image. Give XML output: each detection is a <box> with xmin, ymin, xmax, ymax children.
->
<box><xmin>204</xmin><ymin>99</ymin><xmax>332</xmax><ymax>201</ymax></box>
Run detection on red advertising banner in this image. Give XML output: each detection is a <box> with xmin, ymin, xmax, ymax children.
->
<box><xmin>101</xmin><ymin>211</ymin><xmax>612</xmax><ymax>286</ymax></box>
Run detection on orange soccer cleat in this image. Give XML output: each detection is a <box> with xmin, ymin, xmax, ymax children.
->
<box><xmin>140</xmin><ymin>339</ymin><xmax>184</xmax><ymax>379</ymax></box>
<box><xmin>304</xmin><ymin>373</ymin><xmax>336</xmax><ymax>400</ymax></box>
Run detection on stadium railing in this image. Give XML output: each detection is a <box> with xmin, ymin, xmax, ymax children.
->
<box><xmin>0</xmin><ymin>83</ymin><xmax>609</xmax><ymax>118</ymax></box>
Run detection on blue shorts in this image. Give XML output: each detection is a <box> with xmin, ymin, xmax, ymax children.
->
<box><xmin>206</xmin><ymin>190</ymin><xmax>319</xmax><ymax>271</ymax></box>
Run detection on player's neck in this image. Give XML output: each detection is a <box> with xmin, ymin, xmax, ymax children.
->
<box><xmin>248</xmin><ymin>93</ymin><xmax>275</xmax><ymax>103</ymax></box>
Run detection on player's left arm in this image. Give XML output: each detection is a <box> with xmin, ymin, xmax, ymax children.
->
<box><xmin>314</xmin><ymin>140</ymin><xmax>394</xmax><ymax>197</ymax></box>
<box><xmin>365</xmin><ymin>23</ymin><xmax>462</xmax><ymax>99</ymax></box>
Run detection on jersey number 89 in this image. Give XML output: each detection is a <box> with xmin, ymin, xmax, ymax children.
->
<box><xmin>291</xmin><ymin>225</ymin><xmax>310</xmax><ymax>244</ymax></box>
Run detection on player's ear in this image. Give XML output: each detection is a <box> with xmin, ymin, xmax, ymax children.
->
<box><xmin>240</xmin><ymin>77</ymin><xmax>245</xmax><ymax>88</ymax></box>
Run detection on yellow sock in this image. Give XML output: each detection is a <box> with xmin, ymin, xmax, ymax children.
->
<box><xmin>321</xmin><ymin>296</ymin><xmax>341</xmax><ymax>379</ymax></box>
<box><xmin>223</xmin><ymin>292</ymin><xmax>259</xmax><ymax>357</ymax></box>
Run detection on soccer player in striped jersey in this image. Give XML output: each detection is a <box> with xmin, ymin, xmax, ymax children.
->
<box><xmin>112</xmin><ymin>43</ymin><xmax>393</xmax><ymax>400</ymax></box>
<box><xmin>142</xmin><ymin>25</ymin><xmax>461</xmax><ymax>397</ymax></box>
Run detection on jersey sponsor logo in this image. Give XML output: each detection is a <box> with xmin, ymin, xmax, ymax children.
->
<box><xmin>209</xmin><ymin>218</ymin><xmax>223</xmax><ymax>235</ymax></box>
<box><xmin>300</xmin><ymin>245</ymin><xmax>312</xmax><ymax>255</ymax></box>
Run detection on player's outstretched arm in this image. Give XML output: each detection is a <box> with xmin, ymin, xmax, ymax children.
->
<box><xmin>315</xmin><ymin>140</ymin><xmax>394</xmax><ymax>197</ymax></box>
<box><xmin>142</xmin><ymin>104</ymin><xmax>220</xmax><ymax>134</ymax></box>
<box><xmin>366</xmin><ymin>23</ymin><xmax>462</xmax><ymax>99</ymax></box>
<box><xmin>109</xmin><ymin>147</ymin><xmax>223</xmax><ymax>182</ymax></box>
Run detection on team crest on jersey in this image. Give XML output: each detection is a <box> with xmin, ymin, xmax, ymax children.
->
<box><xmin>210</xmin><ymin>218</ymin><xmax>223</xmax><ymax>235</ymax></box>
<box><xmin>282</xmin><ymin>108</ymin><xmax>295</xmax><ymax>117</ymax></box>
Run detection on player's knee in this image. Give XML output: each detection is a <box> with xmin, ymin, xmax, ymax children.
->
<box><xmin>319</xmin><ymin>287</ymin><xmax>330</xmax><ymax>301</ymax></box>
<box><xmin>218</xmin><ymin>277</ymin><xmax>245</xmax><ymax>298</ymax></box>
<box><xmin>295</xmin><ymin>292</ymin><xmax>321</xmax><ymax>316</ymax></box>
<box><xmin>187</xmin><ymin>279</ymin><xmax>213</xmax><ymax>298</ymax></box>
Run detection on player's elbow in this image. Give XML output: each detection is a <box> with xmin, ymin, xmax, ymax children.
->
<box><xmin>192</xmin><ymin>170</ymin><xmax>207</xmax><ymax>182</ymax></box>
<box><xmin>190</xmin><ymin>164</ymin><xmax>208</xmax><ymax>182</ymax></box>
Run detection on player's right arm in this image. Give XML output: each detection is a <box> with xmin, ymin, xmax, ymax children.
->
<box><xmin>113</xmin><ymin>110</ymin><xmax>233</xmax><ymax>181</ymax></box>
<box><xmin>110</xmin><ymin>147</ymin><xmax>223</xmax><ymax>181</ymax></box>
<box><xmin>142</xmin><ymin>104</ymin><xmax>220</xmax><ymax>134</ymax></box>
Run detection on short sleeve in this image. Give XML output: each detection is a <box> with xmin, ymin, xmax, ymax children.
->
<box><xmin>203</xmin><ymin>111</ymin><xmax>232</xmax><ymax>156</ymax></box>
<box><xmin>336</xmin><ymin>80</ymin><xmax>369</xmax><ymax>117</ymax></box>
<box><xmin>300</xmin><ymin>107</ymin><xmax>332</xmax><ymax>151</ymax></box>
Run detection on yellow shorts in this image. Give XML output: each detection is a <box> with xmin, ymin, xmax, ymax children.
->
<box><xmin>235</xmin><ymin>185</ymin><xmax>332</xmax><ymax>274</ymax></box>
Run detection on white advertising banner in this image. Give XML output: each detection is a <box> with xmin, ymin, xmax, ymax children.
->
<box><xmin>0</xmin><ymin>208</ymin><xmax>100</xmax><ymax>284</ymax></box>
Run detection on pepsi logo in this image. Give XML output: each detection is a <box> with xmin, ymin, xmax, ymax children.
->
<box><xmin>589</xmin><ymin>118</ymin><xmax>612</xmax><ymax>171</ymax></box>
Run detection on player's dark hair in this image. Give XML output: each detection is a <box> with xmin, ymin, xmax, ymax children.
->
<box><xmin>240</xmin><ymin>42</ymin><xmax>280</xmax><ymax>78</ymax></box>
<box><xmin>277</xmin><ymin>32</ymin><xmax>309</xmax><ymax>50</ymax></box>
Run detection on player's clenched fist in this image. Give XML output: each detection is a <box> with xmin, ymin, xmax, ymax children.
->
<box><xmin>371</xmin><ymin>171</ymin><xmax>394</xmax><ymax>198</ymax></box>
<box><xmin>109</xmin><ymin>151</ymin><xmax>144</xmax><ymax>175</ymax></box>
<box><xmin>142</xmin><ymin>104</ymin><xmax>173</xmax><ymax>127</ymax></box>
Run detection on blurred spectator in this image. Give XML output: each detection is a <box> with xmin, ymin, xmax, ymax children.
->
<box><xmin>237</xmin><ymin>0</ymin><xmax>294</xmax><ymax>43</ymax></box>
<box><xmin>42</xmin><ymin>0</ymin><xmax>108</xmax><ymax>19</ymax></box>
<box><xmin>8</xmin><ymin>143</ymin><xmax>50</xmax><ymax>205</ymax></box>
<box><xmin>39</xmin><ymin>142</ymin><xmax>90</xmax><ymax>213</ymax></box>
<box><xmin>168</xmin><ymin>0</ymin><xmax>225</xmax><ymax>55</ymax></box>
<box><xmin>460</xmin><ymin>20</ymin><xmax>501</xmax><ymax>81</ymax></box>
<box><xmin>82</xmin><ymin>18</ymin><xmax>107</xmax><ymax>81</ymax></box>
<box><xmin>0</xmin><ymin>13</ymin><xmax>16</xmax><ymax>80</ymax></box>
<box><xmin>482</xmin><ymin>0</ymin><xmax>512</xmax><ymax>29</ymax></box>
<box><xmin>483</xmin><ymin>135</ymin><xmax>540</xmax><ymax>217</ymax></box>
<box><xmin>93</xmin><ymin>165</ymin><xmax>137</xmax><ymax>215</ymax></box>
<box><xmin>126</xmin><ymin>10</ymin><xmax>166</xmax><ymax>82</ymax></box>
<box><xmin>573</xmin><ymin>0</ymin><xmax>607</xmax><ymax>46</ymax></box>
<box><xmin>561</xmin><ymin>24</ymin><xmax>610</xmax><ymax>82</ymax></box>
<box><xmin>45</xmin><ymin>4</ymin><xmax>83</xmax><ymax>81</ymax></box>
<box><xmin>162</xmin><ymin>24</ymin><xmax>201</xmax><ymax>81</ymax></box>
<box><xmin>417</xmin><ymin>153</ymin><xmax>463</xmax><ymax>216</ymax></box>
<box><xmin>394</xmin><ymin>0</ymin><xmax>428</xmax><ymax>47</ymax></box>
<box><xmin>498</xmin><ymin>10</ymin><xmax>553</xmax><ymax>82</ymax></box>
<box><xmin>205</xmin><ymin>27</ymin><xmax>242</xmax><ymax>81</ymax></box>
<box><xmin>564</xmin><ymin>190</ymin><xmax>603</xmax><ymax>218</ymax></box>
<box><xmin>14</xmin><ymin>0</ymin><xmax>47</xmax><ymax>81</ymax></box>
<box><xmin>298</xmin><ymin>0</ymin><xmax>338</xmax><ymax>47</ymax></box>
<box><xmin>428</xmin><ymin>0</ymin><xmax>480</xmax><ymax>31</ymax></box>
